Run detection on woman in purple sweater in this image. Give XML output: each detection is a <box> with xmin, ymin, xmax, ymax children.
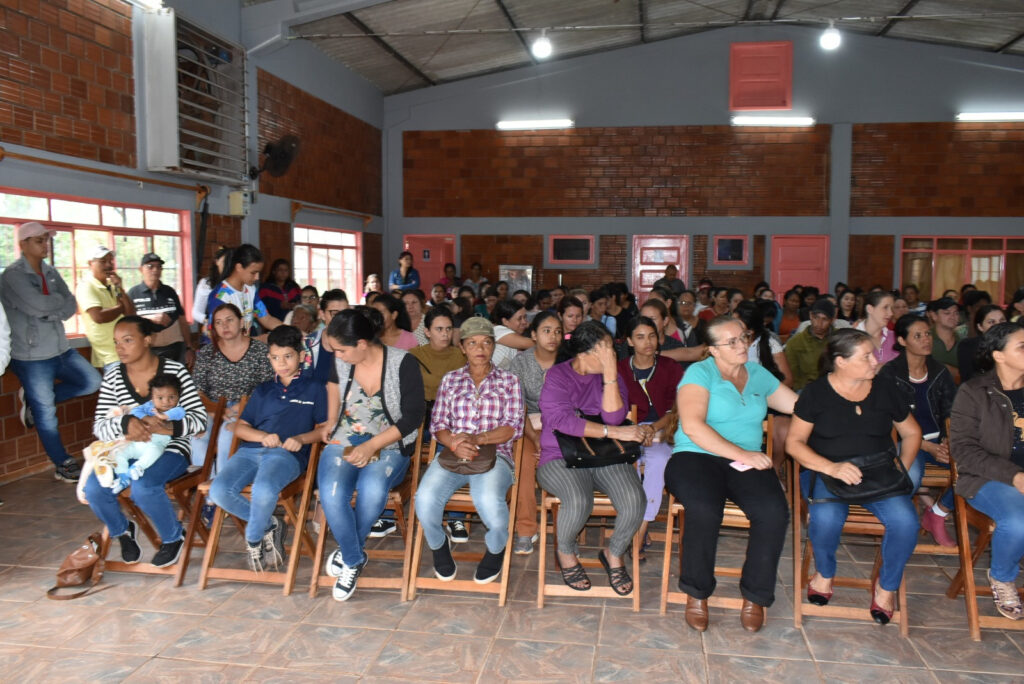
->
<box><xmin>538</xmin><ymin>321</ymin><xmax>647</xmax><ymax>595</ymax></box>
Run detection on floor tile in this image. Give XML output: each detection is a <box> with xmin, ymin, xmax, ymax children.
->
<box><xmin>244</xmin><ymin>667</ymin><xmax>360</xmax><ymax>683</ymax></box>
<box><xmin>123</xmin><ymin>657</ymin><xmax>253</xmax><ymax>682</ymax></box>
<box><xmin>270</xmin><ymin>623</ymin><xmax>390</xmax><ymax>674</ymax></box>
<box><xmin>303</xmin><ymin>588</ymin><xmax>413</xmax><ymax>630</ymax></box>
<box><xmin>367</xmin><ymin>630</ymin><xmax>490</xmax><ymax>682</ymax></box>
<box><xmin>18</xmin><ymin>649</ymin><xmax>147</xmax><ymax>682</ymax></box>
<box><xmin>701</xmin><ymin>607</ymin><xmax>813</xmax><ymax>660</ymax></box>
<box><xmin>929</xmin><ymin>671</ymin><xmax>1024</xmax><ymax>683</ymax></box>
<box><xmin>479</xmin><ymin>637</ymin><xmax>596</xmax><ymax>683</ymax></box>
<box><xmin>906</xmin><ymin>565</ymin><xmax>957</xmax><ymax>595</ymax></box>
<box><xmin>210</xmin><ymin>583</ymin><xmax>319</xmax><ymax>622</ymax></box>
<box><xmin>0</xmin><ymin>600</ymin><xmax>105</xmax><ymax>647</ymax></box>
<box><xmin>803</xmin><ymin>620</ymin><xmax>925</xmax><ymax>667</ymax></box>
<box><xmin>499</xmin><ymin>602</ymin><xmax>602</xmax><ymax>645</ymax></box>
<box><xmin>158</xmin><ymin>615</ymin><xmax>298</xmax><ymax>665</ymax></box>
<box><xmin>130</xmin><ymin>575</ymin><xmax>243</xmax><ymax>615</ymax></box>
<box><xmin>705</xmin><ymin>654</ymin><xmax>820</xmax><ymax>683</ymax></box>
<box><xmin>600</xmin><ymin>606</ymin><xmax>702</xmax><ymax>651</ymax></box>
<box><xmin>909</xmin><ymin>626</ymin><xmax>1024</xmax><ymax>674</ymax></box>
<box><xmin>593</xmin><ymin>646</ymin><xmax>705</xmax><ymax>683</ymax></box>
<box><xmin>65</xmin><ymin>609</ymin><xmax>194</xmax><ymax>656</ymax></box>
<box><xmin>817</xmin><ymin>662</ymin><xmax>937</xmax><ymax>683</ymax></box>
<box><xmin>397</xmin><ymin>594</ymin><xmax>506</xmax><ymax>636</ymax></box>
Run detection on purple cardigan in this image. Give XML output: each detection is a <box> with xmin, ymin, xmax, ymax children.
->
<box><xmin>538</xmin><ymin>360</ymin><xmax>628</xmax><ymax>467</ymax></box>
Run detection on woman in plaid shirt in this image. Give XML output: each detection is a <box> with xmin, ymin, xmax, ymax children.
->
<box><xmin>414</xmin><ymin>316</ymin><xmax>524</xmax><ymax>585</ymax></box>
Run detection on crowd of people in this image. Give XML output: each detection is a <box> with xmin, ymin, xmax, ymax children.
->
<box><xmin>2</xmin><ymin>226</ymin><xmax>1023</xmax><ymax>630</ymax></box>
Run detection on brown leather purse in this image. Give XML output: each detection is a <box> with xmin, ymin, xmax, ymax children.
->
<box><xmin>437</xmin><ymin>443</ymin><xmax>498</xmax><ymax>475</ymax></box>
<box><xmin>46</xmin><ymin>533</ymin><xmax>109</xmax><ymax>600</ymax></box>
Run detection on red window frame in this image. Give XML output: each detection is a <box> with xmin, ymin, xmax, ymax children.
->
<box><xmin>899</xmin><ymin>236</ymin><xmax>1024</xmax><ymax>306</ymax></box>
<box><xmin>711</xmin><ymin>235</ymin><xmax>750</xmax><ymax>267</ymax></box>
<box><xmin>292</xmin><ymin>225</ymin><xmax>362</xmax><ymax>300</ymax></box>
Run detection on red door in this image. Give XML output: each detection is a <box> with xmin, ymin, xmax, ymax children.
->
<box><xmin>632</xmin><ymin>235</ymin><xmax>689</xmax><ymax>305</ymax></box>
<box><xmin>770</xmin><ymin>235</ymin><xmax>830</xmax><ymax>294</ymax></box>
<box><xmin>403</xmin><ymin>234</ymin><xmax>455</xmax><ymax>291</ymax></box>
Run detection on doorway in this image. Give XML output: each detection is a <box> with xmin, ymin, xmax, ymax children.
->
<box><xmin>402</xmin><ymin>234</ymin><xmax>455</xmax><ymax>291</ymax></box>
<box><xmin>770</xmin><ymin>235</ymin><xmax>830</xmax><ymax>294</ymax></box>
<box><xmin>631</xmin><ymin>235</ymin><xmax>689</xmax><ymax>305</ymax></box>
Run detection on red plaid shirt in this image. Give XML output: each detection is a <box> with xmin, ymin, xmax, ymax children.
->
<box><xmin>430</xmin><ymin>364</ymin><xmax>524</xmax><ymax>463</ymax></box>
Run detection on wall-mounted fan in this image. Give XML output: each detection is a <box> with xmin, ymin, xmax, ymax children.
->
<box><xmin>250</xmin><ymin>135</ymin><xmax>300</xmax><ymax>180</ymax></box>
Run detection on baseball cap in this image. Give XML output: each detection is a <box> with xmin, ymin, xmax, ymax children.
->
<box><xmin>810</xmin><ymin>298</ymin><xmax>836</xmax><ymax>319</ymax></box>
<box><xmin>140</xmin><ymin>252</ymin><xmax>164</xmax><ymax>266</ymax></box>
<box><xmin>460</xmin><ymin>316</ymin><xmax>495</xmax><ymax>339</ymax></box>
<box><xmin>17</xmin><ymin>221</ymin><xmax>53</xmax><ymax>242</ymax></box>
<box><xmin>88</xmin><ymin>245</ymin><xmax>114</xmax><ymax>261</ymax></box>
<box><xmin>926</xmin><ymin>297</ymin><xmax>958</xmax><ymax>313</ymax></box>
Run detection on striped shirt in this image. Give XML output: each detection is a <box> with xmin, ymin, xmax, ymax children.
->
<box><xmin>430</xmin><ymin>364</ymin><xmax>524</xmax><ymax>463</ymax></box>
<box><xmin>93</xmin><ymin>358</ymin><xmax>207</xmax><ymax>459</ymax></box>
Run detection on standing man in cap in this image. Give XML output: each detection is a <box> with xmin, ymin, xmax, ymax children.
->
<box><xmin>128</xmin><ymin>252</ymin><xmax>193</xmax><ymax>364</ymax></box>
<box><xmin>77</xmin><ymin>244</ymin><xmax>135</xmax><ymax>374</ymax></box>
<box><xmin>784</xmin><ymin>298</ymin><xmax>838</xmax><ymax>391</ymax></box>
<box><xmin>1</xmin><ymin>222</ymin><xmax>102</xmax><ymax>482</ymax></box>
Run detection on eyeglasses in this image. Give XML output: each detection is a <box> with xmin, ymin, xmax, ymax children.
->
<box><xmin>711</xmin><ymin>331</ymin><xmax>753</xmax><ymax>348</ymax></box>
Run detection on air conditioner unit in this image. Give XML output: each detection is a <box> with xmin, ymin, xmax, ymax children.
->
<box><xmin>142</xmin><ymin>9</ymin><xmax>249</xmax><ymax>184</ymax></box>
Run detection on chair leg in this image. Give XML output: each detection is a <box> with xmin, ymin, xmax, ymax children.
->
<box><xmin>400</xmin><ymin>500</ymin><xmax>415</xmax><ymax>602</ymax></box>
<box><xmin>631</xmin><ymin>527</ymin><xmax>641</xmax><ymax>612</ymax></box>
<box><xmin>174</xmin><ymin>488</ymin><xmax>206</xmax><ymax>587</ymax></box>
<box><xmin>537</xmin><ymin>498</ymin><xmax>549</xmax><ymax>609</ymax></box>
<box><xmin>792</xmin><ymin>503</ymin><xmax>803</xmax><ymax>628</ymax></box>
<box><xmin>309</xmin><ymin>503</ymin><xmax>329</xmax><ymax>598</ymax></box>
<box><xmin>393</xmin><ymin>499</ymin><xmax>408</xmax><ymax>541</ymax></box>
<box><xmin>198</xmin><ymin>505</ymin><xmax>226</xmax><ymax>590</ymax></box>
<box><xmin>898</xmin><ymin>576</ymin><xmax>909</xmax><ymax>638</ymax></box>
<box><xmin>408</xmin><ymin>514</ymin><xmax>426</xmax><ymax>600</ymax></box>
<box><xmin>659</xmin><ymin>506</ymin><xmax>674</xmax><ymax>615</ymax></box>
<box><xmin>284</xmin><ymin>479</ymin><xmax>318</xmax><ymax>597</ymax></box>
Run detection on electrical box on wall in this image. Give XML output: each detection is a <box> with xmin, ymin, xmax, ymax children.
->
<box><xmin>228</xmin><ymin>190</ymin><xmax>251</xmax><ymax>216</ymax></box>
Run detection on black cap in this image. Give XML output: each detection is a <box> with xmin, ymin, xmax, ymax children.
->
<box><xmin>926</xmin><ymin>297</ymin><xmax>958</xmax><ymax>313</ymax></box>
<box><xmin>810</xmin><ymin>298</ymin><xmax>836</xmax><ymax>318</ymax></box>
<box><xmin>141</xmin><ymin>252</ymin><xmax>164</xmax><ymax>266</ymax></box>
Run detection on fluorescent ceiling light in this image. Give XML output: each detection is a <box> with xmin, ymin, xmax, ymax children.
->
<box><xmin>731</xmin><ymin>116</ymin><xmax>816</xmax><ymax>127</ymax></box>
<box><xmin>496</xmin><ymin>119</ymin><xmax>574</xmax><ymax>130</ymax></box>
<box><xmin>125</xmin><ymin>0</ymin><xmax>163</xmax><ymax>8</ymax></box>
<box><xmin>956</xmin><ymin>112</ymin><xmax>1024</xmax><ymax>122</ymax></box>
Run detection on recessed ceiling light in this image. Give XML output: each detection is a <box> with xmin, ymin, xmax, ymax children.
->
<box><xmin>731</xmin><ymin>116</ymin><xmax>816</xmax><ymax>127</ymax></box>
<box><xmin>496</xmin><ymin>119</ymin><xmax>575</xmax><ymax>130</ymax></box>
<box><xmin>956</xmin><ymin>112</ymin><xmax>1024</xmax><ymax>121</ymax></box>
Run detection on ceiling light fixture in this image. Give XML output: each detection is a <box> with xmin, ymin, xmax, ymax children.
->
<box><xmin>496</xmin><ymin>118</ymin><xmax>575</xmax><ymax>130</ymax></box>
<box><xmin>531</xmin><ymin>29</ymin><xmax>553</xmax><ymax>59</ymax></box>
<box><xmin>731</xmin><ymin>116</ymin><xmax>816</xmax><ymax>127</ymax></box>
<box><xmin>819</xmin><ymin>21</ymin><xmax>841</xmax><ymax>50</ymax></box>
<box><xmin>956</xmin><ymin>111</ymin><xmax>1024</xmax><ymax>122</ymax></box>
<box><xmin>125</xmin><ymin>0</ymin><xmax>163</xmax><ymax>9</ymax></box>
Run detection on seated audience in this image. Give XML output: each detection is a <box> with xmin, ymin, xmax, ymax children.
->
<box><xmin>699</xmin><ymin>287</ymin><xmax>731</xmax><ymax>323</ymax></box>
<box><xmin>785</xmin><ymin>298</ymin><xmax>837</xmax><ymax>391</ymax></box>
<box><xmin>638</xmin><ymin>298</ymin><xmax>705</xmax><ymax>368</ymax></box>
<box><xmin>958</xmin><ymin>304</ymin><xmax>1007</xmax><ymax>382</ymax></box>
<box><xmin>192</xmin><ymin>246</ymin><xmax>227</xmax><ymax>328</ymax></box>
<box><xmin>666</xmin><ymin>316</ymin><xmax>797</xmax><ymax>633</ymax></box>
<box><xmin>557</xmin><ymin>296</ymin><xmax>586</xmax><ymax>338</ymax></box>
<box><xmin>950</xmin><ymin>322</ymin><xmax>1024</xmax><ymax>620</ymax></box>
<box><xmin>410</xmin><ymin>306</ymin><xmax>467</xmax><ymax>421</ymax></box>
<box><xmin>491</xmin><ymin>300</ymin><xmax>533</xmax><ymax>369</ymax></box>
<box><xmin>363</xmin><ymin>273</ymin><xmax>383</xmax><ymax>303</ymax></box>
<box><xmin>415</xmin><ymin>317</ymin><xmax>524</xmax><ymax>584</ymax></box>
<box><xmin>652</xmin><ymin>264</ymin><xmax>686</xmax><ymax>296</ymax></box>
<box><xmin>588</xmin><ymin>288</ymin><xmax>617</xmax><ymax>337</ymax></box>
<box><xmin>787</xmin><ymin>328</ymin><xmax>921</xmax><ymax>626</ymax></box>
<box><xmin>777</xmin><ymin>289</ymin><xmax>802</xmax><ymax>340</ymax></box>
<box><xmin>854</xmin><ymin>290</ymin><xmax>899</xmax><ymax>366</ymax></box>
<box><xmin>258</xmin><ymin>258</ymin><xmax>301</xmax><ymax>321</ymax></box>
<box><xmin>538</xmin><ymin>321</ymin><xmax>646</xmax><ymax>595</ymax></box>
<box><xmin>836</xmin><ymin>289</ymin><xmax>859</xmax><ymax>323</ymax></box>
<box><xmin>402</xmin><ymin>289</ymin><xmax>428</xmax><ymax>345</ymax></box>
<box><xmin>1007</xmin><ymin>287</ymin><xmax>1024</xmax><ymax>323</ymax></box>
<box><xmin>429</xmin><ymin>283</ymin><xmax>449</xmax><ymax>307</ymax></box>
<box><xmin>438</xmin><ymin>262</ymin><xmax>460</xmax><ymax>290</ymax></box>
<box><xmin>372</xmin><ymin>294</ymin><xmax>418</xmax><ymax>350</ymax></box>
<box><xmin>462</xmin><ymin>262</ymin><xmax>488</xmax><ymax>297</ymax></box>
<box><xmin>207</xmin><ymin>244</ymin><xmax>282</xmax><ymax>336</ymax></box>
<box><xmin>928</xmin><ymin>296</ymin><xmax>963</xmax><ymax>374</ymax></box>
<box><xmin>474</xmin><ymin>285</ymin><xmax>500</xmax><ymax>318</ymax></box>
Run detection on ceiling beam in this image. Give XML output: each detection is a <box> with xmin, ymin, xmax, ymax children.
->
<box><xmin>994</xmin><ymin>30</ymin><xmax>1024</xmax><ymax>53</ymax></box>
<box><xmin>876</xmin><ymin>0</ymin><xmax>919</xmax><ymax>37</ymax></box>
<box><xmin>344</xmin><ymin>12</ymin><xmax>436</xmax><ymax>86</ymax></box>
<box><xmin>493</xmin><ymin>0</ymin><xmax>537</xmax><ymax>64</ymax></box>
<box><xmin>770</xmin><ymin>0</ymin><xmax>787</xmax><ymax>21</ymax></box>
<box><xmin>638</xmin><ymin>0</ymin><xmax>648</xmax><ymax>43</ymax></box>
<box><xmin>241</xmin><ymin>0</ymin><xmax>393</xmax><ymax>55</ymax></box>
<box><xmin>744</xmin><ymin>0</ymin><xmax>777</xmax><ymax>21</ymax></box>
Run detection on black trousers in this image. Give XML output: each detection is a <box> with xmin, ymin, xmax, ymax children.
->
<box><xmin>664</xmin><ymin>451</ymin><xmax>789</xmax><ymax>607</ymax></box>
<box><xmin>152</xmin><ymin>341</ymin><xmax>186</xmax><ymax>365</ymax></box>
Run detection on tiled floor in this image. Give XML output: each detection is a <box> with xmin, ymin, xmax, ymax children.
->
<box><xmin>1</xmin><ymin>473</ymin><xmax>1023</xmax><ymax>683</ymax></box>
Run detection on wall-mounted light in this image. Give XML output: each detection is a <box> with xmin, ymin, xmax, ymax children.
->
<box><xmin>956</xmin><ymin>112</ymin><xmax>1024</xmax><ymax>122</ymax></box>
<box><xmin>125</xmin><ymin>0</ymin><xmax>163</xmax><ymax>9</ymax></box>
<box><xmin>731</xmin><ymin>116</ymin><xmax>816</xmax><ymax>127</ymax></box>
<box><xmin>820</xmin><ymin>22</ymin><xmax>841</xmax><ymax>50</ymax></box>
<box><xmin>496</xmin><ymin>119</ymin><xmax>575</xmax><ymax>130</ymax></box>
<box><xmin>531</xmin><ymin>29</ymin><xmax>553</xmax><ymax>60</ymax></box>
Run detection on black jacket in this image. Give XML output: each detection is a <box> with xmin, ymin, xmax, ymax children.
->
<box><xmin>950</xmin><ymin>370</ymin><xmax>1023</xmax><ymax>499</ymax></box>
<box><xmin>878</xmin><ymin>352</ymin><xmax>956</xmax><ymax>441</ymax></box>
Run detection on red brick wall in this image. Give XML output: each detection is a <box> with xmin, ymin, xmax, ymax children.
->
<box><xmin>0</xmin><ymin>348</ymin><xmax>97</xmax><ymax>483</ymax></box>
<box><xmin>196</xmin><ymin>213</ymin><xmax>241</xmax><ymax>275</ymax></box>
<box><xmin>404</xmin><ymin>126</ymin><xmax>830</xmax><ymax>217</ymax></box>
<box><xmin>690</xmin><ymin>235</ymin><xmax>767</xmax><ymax>295</ymax></box>
<box><xmin>847</xmin><ymin>235</ymin><xmax>895</xmax><ymax>290</ymax></box>
<box><xmin>851</xmin><ymin>122</ymin><xmax>1024</xmax><ymax>217</ymax></box>
<box><xmin>0</xmin><ymin>0</ymin><xmax>135</xmax><ymax>166</ymax></box>
<box><xmin>259</xmin><ymin>220</ymin><xmax>291</xmax><ymax>272</ymax></box>
<box><xmin>460</xmin><ymin>234</ymin><xmax>628</xmax><ymax>292</ymax></box>
<box><xmin>257</xmin><ymin>69</ymin><xmax>382</xmax><ymax>215</ymax></box>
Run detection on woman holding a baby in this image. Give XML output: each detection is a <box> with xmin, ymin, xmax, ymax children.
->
<box><xmin>77</xmin><ymin>316</ymin><xmax>208</xmax><ymax>567</ymax></box>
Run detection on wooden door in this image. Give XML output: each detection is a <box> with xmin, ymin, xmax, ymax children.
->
<box><xmin>402</xmin><ymin>234</ymin><xmax>455</xmax><ymax>291</ymax></box>
<box><xmin>632</xmin><ymin>235</ymin><xmax>689</xmax><ymax>305</ymax></box>
<box><xmin>770</xmin><ymin>235</ymin><xmax>830</xmax><ymax>294</ymax></box>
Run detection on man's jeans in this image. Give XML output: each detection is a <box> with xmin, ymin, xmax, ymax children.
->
<box><xmin>11</xmin><ymin>350</ymin><xmax>101</xmax><ymax>466</ymax></box>
<box><xmin>208</xmin><ymin>446</ymin><xmax>302</xmax><ymax>545</ymax></box>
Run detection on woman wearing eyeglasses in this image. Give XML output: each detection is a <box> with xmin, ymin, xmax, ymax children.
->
<box><xmin>665</xmin><ymin>316</ymin><xmax>798</xmax><ymax>633</ymax></box>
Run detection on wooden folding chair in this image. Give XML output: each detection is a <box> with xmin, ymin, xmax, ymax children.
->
<box><xmin>659</xmin><ymin>416</ymin><xmax>775</xmax><ymax>615</ymax></box>
<box><xmin>308</xmin><ymin>427</ymin><xmax>425</xmax><ymax>600</ymax></box>
<box><xmin>408</xmin><ymin>437</ymin><xmax>524</xmax><ymax>605</ymax></box>
<box><xmin>196</xmin><ymin>397</ymin><xmax>321</xmax><ymax>595</ymax></box>
<box><xmin>99</xmin><ymin>394</ymin><xmax>227</xmax><ymax>583</ymax></box>
<box><xmin>792</xmin><ymin>458</ymin><xmax>910</xmax><ymax>637</ymax></box>
<box><xmin>944</xmin><ymin>449</ymin><xmax>1024</xmax><ymax>640</ymax></box>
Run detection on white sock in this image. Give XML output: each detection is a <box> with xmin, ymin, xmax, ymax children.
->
<box><xmin>932</xmin><ymin>503</ymin><xmax>949</xmax><ymax>517</ymax></box>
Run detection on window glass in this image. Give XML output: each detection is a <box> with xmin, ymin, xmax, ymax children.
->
<box><xmin>970</xmin><ymin>255</ymin><xmax>1002</xmax><ymax>297</ymax></box>
<box><xmin>152</xmin><ymin>234</ymin><xmax>182</xmax><ymax>294</ymax></box>
<box><xmin>0</xmin><ymin>192</ymin><xmax>48</xmax><ymax>220</ymax></box>
<box><xmin>51</xmin><ymin>199</ymin><xmax>100</xmax><ymax>225</ymax></box>
<box><xmin>145</xmin><ymin>210</ymin><xmax>180</xmax><ymax>232</ymax></box>
<box><xmin>1005</xmin><ymin>254</ymin><xmax>1024</xmax><ymax>304</ymax></box>
<box><xmin>971</xmin><ymin>238</ymin><xmax>1003</xmax><ymax>251</ymax></box>
<box><xmin>903</xmin><ymin>238</ymin><xmax>932</xmax><ymax>250</ymax></box>
<box><xmin>901</xmin><ymin>252</ymin><xmax>932</xmax><ymax>300</ymax></box>
<box><xmin>102</xmin><ymin>206</ymin><xmax>144</xmax><ymax>228</ymax></box>
<box><xmin>0</xmin><ymin>224</ymin><xmax>17</xmax><ymax>271</ymax></box>
<box><xmin>114</xmin><ymin>234</ymin><xmax>149</xmax><ymax>291</ymax></box>
<box><xmin>936</xmin><ymin>238</ymin><xmax>968</xmax><ymax>251</ymax></box>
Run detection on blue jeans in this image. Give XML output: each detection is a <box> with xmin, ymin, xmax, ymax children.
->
<box><xmin>968</xmin><ymin>480</ymin><xmax>1024</xmax><ymax>583</ymax></box>
<box><xmin>10</xmin><ymin>350</ymin><xmax>101</xmax><ymax>466</ymax></box>
<box><xmin>415</xmin><ymin>457</ymin><xmax>514</xmax><ymax>554</ymax></box>
<box><xmin>913</xmin><ymin>445</ymin><xmax>954</xmax><ymax>510</ymax></box>
<box><xmin>318</xmin><ymin>447</ymin><xmax>409</xmax><ymax>566</ymax></box>
<box><xmin>190</xmin><ymin>413</ymin><xmax>238</xmax><ymax>473</ymax></box>
<box><xmin>801</xmin><ymin>470</ymin><xmax>919</xmax><ymax>591</ymax></box>
<box><xmin>208</xmin><ymin>447</ymin><xmax>302</xmax><ymax>544</ymax></box>
<box><xmin>84</xmin><ymin>450</ymin><xmax>187</xmax><ymax>542</ymax></box>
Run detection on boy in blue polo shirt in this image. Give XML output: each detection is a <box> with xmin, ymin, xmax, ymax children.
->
<box><xmin>208</xmin><ymin>325</ymin><xmax>327</xmax><ymax>572</ymax></box>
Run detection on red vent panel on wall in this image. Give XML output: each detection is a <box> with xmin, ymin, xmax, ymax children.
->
<box><xmin>729</xmin><ymin>41</ymin><xmax>793</xmax><ymax>111</ymax></box>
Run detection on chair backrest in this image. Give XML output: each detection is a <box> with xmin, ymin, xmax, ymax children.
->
<box><xmin>227</xmin><ymin>395</ymin><xmax>250</xmax><ymax>457</ymax></box>
<box><xmin>197</xmin><ymin>393</ymin><xmax>228</xmax><ymax>480</ymax></box>
<box><xmin>763</xmin><ymin>414</ymin><xmax>774</xmax><ymax>461</ymax></box>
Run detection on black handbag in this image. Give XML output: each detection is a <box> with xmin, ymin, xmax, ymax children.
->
<box><xmin>809</xmin><ymin>446</ymin><xmax>914</xmax><ymax>505</ymax></box>
<box><xmin>554</xmin><ymin>413</ymin><xmax>642</xmax><ymax>469</ymax></box>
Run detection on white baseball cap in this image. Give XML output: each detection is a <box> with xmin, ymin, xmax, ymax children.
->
<box><xmin>88</xmin><ymin>245</ymin><xmax>114</xmax><ymax>261</ymax></box>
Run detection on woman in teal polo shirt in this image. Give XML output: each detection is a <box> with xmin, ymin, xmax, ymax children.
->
<box><xmin>665</xmin><ymin>316</ymin><xmax>797</xmax><ymax>634</ymax></box>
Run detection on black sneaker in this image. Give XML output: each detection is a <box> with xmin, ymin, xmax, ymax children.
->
<box><xmin>331</xmin><ymin>559</ymin><xmax>366</xmax><ymax>602</ymax></box>
<box><xmin>17</xmin><ymin>388</ymin><xmax>34</xmax><ymax>429</ymax></box>
<box><xmin>118</xmin><ymin>520</ymin><xmax>141</xmax><ymax>564</ymax></box>
<box><xmin>369</xmin><ymin>518</ymin><xmax>397</xmax><ymax>538</ymax></box>
<box><xmin>246</xmin><ymin>541</ymin><xmax>266</xmax><ymax>573</ymax></box>
<box><xmin>325</xmin><ymin>548</ymin><xmax>346</xmax><ymax>578</ymax></box>
<box><xmin>474</xmin><ymin>548</ymin><xmax>505</xmax><ymax>584</ymax></box>
<box><xmin>151</xmin><ymin>536</ymin><xmax>184</xmax><ymax>568</ymax></box>
<box><xmin>54</xmin><ymin>458</ymin><xmax>81</xmax><ymax>483</ymax></box>
<box><xmin>262</xmin><ymin>515</ymin><xmax>284</xmax><ymax>569</ymax></box>
<box><xmin>447</xmin><ymin>519</ymin><xmax>469</xmax><ymax>544</ymax></box>
<box><xmin>432</xmin><ymin>536</ymin><xmax>457</xmax><ymax>581</ymax></box>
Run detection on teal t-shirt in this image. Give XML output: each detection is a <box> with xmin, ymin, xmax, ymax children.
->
<box><xmin>672</xmin><ymin>357</ymin><xmax>780</xmax><ymax>455</ymax></box>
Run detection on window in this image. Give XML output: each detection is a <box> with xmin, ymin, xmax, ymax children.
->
<box><xmin>1</xmin><ymin>189</ymin><xmax>191</xmax><ymax>336</ymax></box>
<box><xmin>711</xmin><ymin>235</ymin><xmax>750</xmax><ymax>267</ymax></box>
<box><xmin>900</xmin><ymin>236</ymin><xmax>1024</xmax><ymax>306</ymax></box>
<box><xmin>293</xmin><ymin>225</ymin><xmax>361</xmax><ymax>300</ymax></box>
<box><xmin>547</xmin><ymin>235</ymin><xmax>596</xmax><ymax>266</ymax></box>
